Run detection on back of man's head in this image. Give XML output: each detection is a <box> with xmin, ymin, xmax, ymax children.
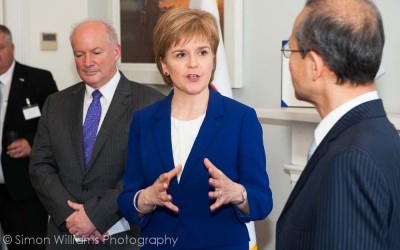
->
<box><xmin>297</xmin><ymin>0</ymin><xmax>384</xmax><ymax>85</ymax></box>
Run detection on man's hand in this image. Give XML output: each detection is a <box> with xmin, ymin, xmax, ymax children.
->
<box><xmin>7</xmin><ymin>138</ymin><xmax>31</xmax><ymax>158</ymax></box>
<box><xmin>66</xmin><ymin>200</ymin><xmax>105</xmax><ymax>242</ymax></box>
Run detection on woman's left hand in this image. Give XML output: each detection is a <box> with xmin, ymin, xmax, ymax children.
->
<box><xmin>204</xmin><ymin>158</ymin><xmax>246</xmax><ymax>212</ymax></box>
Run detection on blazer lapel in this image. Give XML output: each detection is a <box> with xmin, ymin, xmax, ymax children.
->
<box><xmin>68</xmin><ymin>84</ymin><xmax>85</xmax><ymax>172</ymax></box>
<box><xmin>3</xmin><ymin>62</ymin><xmax>25</xmax><ymax>132</ymax></box>
<box><xmin>153</xmin><ymin>93</ymin><xmax>175</xmax><ymax>175</ymax></box>
<box><xmin>85</xmin><ymin>77</ymin><xmax>131</xmax><ymax>170</ymax></box>
<box><xmin>178</xmin><ymin>88</ymin><xmax>223</xmax><ymax>186</ymax></box>
<box><xmin>280</xmin><ymin>99</ymin><xmax>387</xmax><ymax>217</ymax></box>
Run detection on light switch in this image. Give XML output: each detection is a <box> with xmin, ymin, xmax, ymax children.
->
<box><xmin>41</xmin><ymin>33</ymin><xmax>57</xmax><ymax>51</ymax></box>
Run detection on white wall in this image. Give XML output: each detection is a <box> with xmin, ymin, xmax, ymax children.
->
<box><xmin>3</xmin><ymin>1</ymin><xmax>400</xmax><ymax>249</ymax></box>
<box><xmin>374</xmin><ymin>1</ymin><xmax>400</xmax><ymax>112</ymax></box>
<box><xmin>235</xmin><ymin>1</ymin><xmax>400</xmax><ymax>112</ymax></box>
<box><xmin>24</xmin><ymin>0</ymin><xmax>88</xmax><ymax>90</ymax></box>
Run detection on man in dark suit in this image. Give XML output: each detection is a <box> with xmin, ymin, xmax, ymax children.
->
<box><xmin>0</xmin><ymin>24</ymin><xmax>58</xmax><ymax>250</ymax></box>
<box><xmin>277</xmin><ymin>0</ymin><xmax>400</xmax><ymax>249</ymax></box>
<box><xmin>29</xmin><ymin>21</ymin><xmax>163</xmax><ymax>249</ymax></box>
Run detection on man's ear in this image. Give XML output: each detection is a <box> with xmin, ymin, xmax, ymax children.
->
<box><xmin>114</xmin><ymin>44</ymin><xmax>121</xmax><ymax>60</ymax></box>
<box><xmin>308</xmin><ymin>51</ymin><xmax>325</xmax><ymax>81</ymax></box>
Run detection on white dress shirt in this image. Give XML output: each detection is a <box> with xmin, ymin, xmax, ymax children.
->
<box><xmin>82</xmin><ymin>71</ymin><xmax>120</xmax><ymax>129</ymax></box>
<box><xmin>0</xmin><ymin>61</ymin><xmax>16</xmax><ymax>184</ymax></box>
<box><xmin>309</xmin><ymin>91</ymin><xmax>379</xmax><ymax>159</ymax></box>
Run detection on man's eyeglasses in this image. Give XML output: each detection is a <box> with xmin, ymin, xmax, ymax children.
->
<box><xmin>281</xmin><ymin>42</ymin><xmax>303</xmax><ymax>58</ymax></box>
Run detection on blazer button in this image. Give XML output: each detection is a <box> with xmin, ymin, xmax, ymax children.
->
<box><xmin>82</xmin><ymin>185</ymin><xmax>88</xmax><ymax>192</ymax></box>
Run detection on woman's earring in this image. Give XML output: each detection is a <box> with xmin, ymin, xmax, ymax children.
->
<box><xmin>164</xmin><ymin>72</ymin><xmax>169</xmax><ymax>76</ymax></box>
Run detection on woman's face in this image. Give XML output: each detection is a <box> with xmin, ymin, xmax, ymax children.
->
<box><xmin>161</xmin><ymin>36</ymin><xmax>214</xmax><ymax>96</ymax></box>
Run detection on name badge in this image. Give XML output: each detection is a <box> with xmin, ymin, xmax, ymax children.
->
<box><xmin>22</xmin><ymin>104</ymin><xmax>41</xmax><ymax>120</ymax></box>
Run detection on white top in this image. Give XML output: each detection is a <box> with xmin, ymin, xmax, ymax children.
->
<box><xmin>0</xmin><ymin>61</ymin><xmax>16</xmax><ymax>184</ymax></box>
<box><xmin>171</xmin><ymin>114</ymin><xmax>205</xmax><ymax>182</ymax></box>
<box><xmin>82</xmin><ymin>71</ymin><xmax>120</xmax><ymax>132</ymax></box>
<box><xmin>311</xmin><ymin>91</ymin><xmax>379</xmax><ymax>154</ymax></box>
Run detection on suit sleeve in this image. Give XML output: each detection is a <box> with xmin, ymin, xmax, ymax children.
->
<box><xmin>29</xmin><ymin>95</ymin><xmax>75</xmax><ymax>228</ymax></box>
<box><xmin>83</xmin><ymin>180</ymin><xmax>125</xmax><ymax>232</ymax></box>
<box><xmin>234</xmin><ymin>108</ymin><xmax>273</xmax><ymax>222</ymax></box>
<box><xmin>314</xmin><ymin>149</ymin><xmax>391</xmax><ymax>250</ymax></box>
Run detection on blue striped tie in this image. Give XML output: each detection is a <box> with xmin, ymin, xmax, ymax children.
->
<box><xmin>83</xmin><ymin>90</ymin><xmax>102</xmax><ymax>167</ymax></box>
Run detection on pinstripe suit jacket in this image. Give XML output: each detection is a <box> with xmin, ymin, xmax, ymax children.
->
<box><xmin>276</xmin><ymin>100</ymin><xmax>400</xmax><ymax>250</ymax></box>
<box><xmin>29</xmin><ymin>73</ymin><xmax>163</xmax><ymax>249</ymax></box>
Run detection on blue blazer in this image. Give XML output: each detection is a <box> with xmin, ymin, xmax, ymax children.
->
<box><xmin>118</xmin><ymin>87</ymin><xmax>272</xmax><ymax>249</ymax></box>
<box><xmin>276</xmin><ymin>100</ymin><xmax>400</xmax><ymax>250</ymax></box>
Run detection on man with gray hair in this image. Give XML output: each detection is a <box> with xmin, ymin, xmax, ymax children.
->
<box><xmin>277</xmin><ymin>0</ymin><xmax>400</xmax><ymax>249</ymax></box>
<box><xmin>30</xmin><ymin>20</ymin><xmax>163</xmax><ymax>249</ymax></box>
<box><xmin>0</xmin><ymin>24</ymin><xmax>58</xmax><ymax>250</ymax></box>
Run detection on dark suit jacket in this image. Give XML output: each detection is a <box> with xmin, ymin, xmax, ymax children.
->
<box><xmin>29</xmin><ymin>73</ymin><xmax>164</xmax><ymax>248</ymax></box>
<box><xmin>1</xmin><ymin>61</ymin><xmax>57</xmax><ymax>201</ymax></box>
<box><xmin>276</xmin><ymin>100</ymin><xmax>400</xmax><ymax>250</ymax></box>
<box><xmin>118</xmin><ymin>87</ymin><xmax>273</xmax><ymax>249</ymax></box>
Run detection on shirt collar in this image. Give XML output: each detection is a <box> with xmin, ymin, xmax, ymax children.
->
<box><xmin>314</xmin><ymin>91</ymin><xmax>379</xmax><ymax>146</ymax></box>
<box><xmin>0</xmin><ymin>60</ymin><xmax>16</xmax><ymax>86</ymax></box>
<box><xmin>85</xmin><ymin>71</ymin><xmax>121</xmax><ymax>101</ymax></box>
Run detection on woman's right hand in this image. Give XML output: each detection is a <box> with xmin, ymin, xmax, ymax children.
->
<box><xmin>138</xmin><ymin>165</ymin><xmax>182</xmax><ymax>214</ymax></box>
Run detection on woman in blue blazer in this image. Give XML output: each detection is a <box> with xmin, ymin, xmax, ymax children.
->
<box><xmin>118</xmin><ymin>8</ymin><xmax>272</xmax><ymax>249</ymax></box>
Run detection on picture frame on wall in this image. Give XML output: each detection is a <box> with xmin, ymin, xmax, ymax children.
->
<box><xmin>111</xmin><ymin>0</ymin><xmax>243</xmax><ymax>88</ymax></box>
<box><xmin>281</xmin><ymin>40</ymin><xmax>313</xmax><ymax>108</ymax></box>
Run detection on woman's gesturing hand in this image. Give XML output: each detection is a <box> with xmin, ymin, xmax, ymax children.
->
<box><xmin>139</xmin><ymin>165</ymin><xmax>182</xmax><ymax>213</ymax></box>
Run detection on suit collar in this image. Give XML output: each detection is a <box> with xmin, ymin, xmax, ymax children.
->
<box><xmin>7</xmin><ymin>62</ymin><xmax>25</xmax><ymax>101</ymax></box>
<box><xmin>69</xmin><ymin>83</ymin><xmax>86</xmax><ymax>172</ymax></box>
<box><xmin>82</xmin><ymin>71</ymin><xmax>121</xmax><ymax>102</ymax></box>
<box><xmin>314</xmin><ymin>91</ymin><xmax>379</xmax><ymax>147</ymax></box>
<box><xmin>3</xmin><ymin>62</ymin><xmax>30</xmax><ymax>132</ymax></box>
<box><xmin>153</xmin><ymin>86</ymin><xmax>224</xmax><ymax>120</ymax></box>
<box><xmin>325</xmin><ymin>99</ymin><xmax>385</xmax><ymax>138</ymax></box>
<box><xmin>69</xmin><ymin>73</ymin><xmax>133</xmax><ymax>172</ymax></box>
<box><xmin>280</xmin><ymin>99</ymin><xmax>387</xmax><ymax>217</ymax></box>
<box><xmin>86</xmin><ymin>74</ymin><xmax>132</xmax><ymax>170</ymax></box>
<box><xmin>153</xmin><ymin>86</ymin><xmax>224</xmax><ymax>186</ymax></box>
<box><xmin>153</xmin><ymin>92</ymin><xmax>174</xmax><ymax>178</ymax></box>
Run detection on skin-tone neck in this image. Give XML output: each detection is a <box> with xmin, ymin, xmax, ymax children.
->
<box><xmin>171</xmin><ymin>86</ymin><xmax>209</xmax><ymax>120</ymax></box>
<box><xmin>313</xmin><ymin>76</ymin><xmax>376</xmax><ymax>119</ymax></box>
